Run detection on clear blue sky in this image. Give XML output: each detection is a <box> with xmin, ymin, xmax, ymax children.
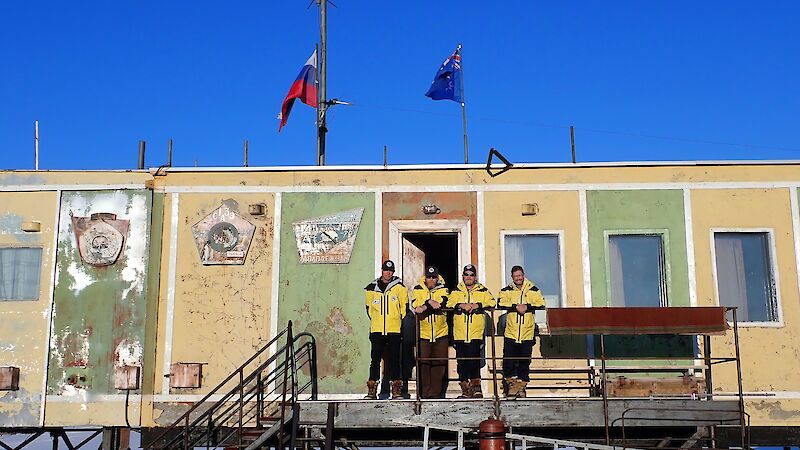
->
<box><xmin>2</xmin><ymin>1</ymin><xmax>799</xmax><ymax>170</ymax></box>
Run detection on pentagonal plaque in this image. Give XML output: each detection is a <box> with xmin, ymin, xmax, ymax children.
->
<box><xmin>192</xmin><ymin>204</ymin><xmax>256</xmax><ymax>265</ymax></box>
<box><xmin>292</xmin><ymin>208</ymin><xmax>364</xmax><ymax>264</ymax></box>
<box><xmin>71</xmin><ymin>212</ymin><xmax>129</xmax><ymax>267</ymax></box>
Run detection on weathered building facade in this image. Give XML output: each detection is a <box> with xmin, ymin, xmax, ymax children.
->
<box><xmin>1</xmin><ymin>162</ymin><xmax>800</xmax><ymax>445</ymax></box>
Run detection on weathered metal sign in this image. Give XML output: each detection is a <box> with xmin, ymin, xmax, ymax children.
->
<box><xmin>71</xmin><ymin>212</ymin><xmax>129</xmax><ymax>267</ymax></box>
<box><xmin>293</xmin><ymin>208</ymin><xmax>364</xmax><ymax>264</ymax></box>
<box><xmin>192</xmin><ymin>204</ymin><xmax>256</xmax><ymax>265</ymax></box>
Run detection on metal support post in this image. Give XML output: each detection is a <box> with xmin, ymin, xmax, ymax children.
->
<box><xmin>600</xmin><ymin>334</ymin><xmax>610</xmax><ymax>445</ymax></box>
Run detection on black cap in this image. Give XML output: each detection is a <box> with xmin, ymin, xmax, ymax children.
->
<box><xmin>425</xmin><ymin>266</ymin><xmax>439</xmax><ymax>278</ymax></box>
<box><xmin>381</xmin><ymin>260</ymin><xmax>395</xmax><ymax>272</ymax></box>
<box><xmin>462</xmin><ymin>264</ymin><xmax>477</xmax><ymax>276</ymax></box>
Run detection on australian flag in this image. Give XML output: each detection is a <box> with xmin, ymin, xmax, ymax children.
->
<box><xmin>425</xmin><ymin>46</ymin><xmax>463</xmax><ymax>103</ymax></box>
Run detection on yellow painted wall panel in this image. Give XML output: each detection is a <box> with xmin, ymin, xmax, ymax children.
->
<box><xmin>167</xmin><ymin>193</ymin><xmax>275</xmax><ymax>396</ymax></box>
<box><xmin>691</xmin><ymin>189</ymin><xmax>800</xmax><ymax>413</ymax></box>
<box><xmin>0</xmin><ymin>191</ymin><xmax>58</xmax><ymax>426</ymax></box>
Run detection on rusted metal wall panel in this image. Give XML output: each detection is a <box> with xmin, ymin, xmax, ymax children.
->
<box><xmin>46</xmin><ymin>190</ymin><xmax>152</xmax><ymax>404</ymax></box>
<box><xmin>0</xmin><ymin>191</ymin><xmax>58</xmax><ymax>426</ymax></box>
<box><xmin>547</xmin><ymin>307</ymin><xmax>728</xmax><ymax>335</ymax></box>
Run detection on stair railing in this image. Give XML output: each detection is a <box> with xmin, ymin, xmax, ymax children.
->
<box><xmin>144</xmin><ymin>321</ymin><xmax>318</xmax><ymax>450</ymax></box>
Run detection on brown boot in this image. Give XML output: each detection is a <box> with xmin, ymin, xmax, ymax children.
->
<box><xmin>516</xmin><ymin>379</ymin><xmax>527</xmax><ymax>398</ymax></box>
<box><xmin>457</xmin><ymin>380</ymin><xmax>472</xmax><ymax>399</ymax></box>
<box><xmin>390</xmin><ymin>380</ymin><xmax>403</xmax><ymax>399</ymax></box>
<box><xmin>505</xmin><ymin>377</ymin><xmax>519</xmax><ymax>399</ymax></box>
<box><xmin>363</xmin><ymin>380</ymin><xmax>378</xmax><ymax>400</ymax></box>
<box><xmin>470</xmin><ymin>378</ymin><xmax>483</xmax><ymax>398</ymax></box>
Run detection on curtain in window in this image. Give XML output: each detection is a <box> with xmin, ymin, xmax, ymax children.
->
<box><xmin>714</xmin><ymin>236</ymin><xmax>748</xmax><ymax>320</ymax></box>
<box><xmin>608</xmin><ymin>235</ymin><xmax>665</xmax><ymax>307</ymax></box>
<box><xmin>609</xmin><ymin>237</ymin><xmax>626</xmax><ymax>307</ymax></box>
<box><xmin>0</xmin><ymin>248</ymin><xmax>43</xmax><ymax>301</ymax></box>
<box><xmin>714</xmin><ymin>233</ymin><xmax>775</xmax><ymax>322</ymax></box>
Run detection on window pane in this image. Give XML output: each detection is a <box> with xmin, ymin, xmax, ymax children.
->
<box><xmin>608</xmin><ymin>234</ymin><xmax>665</xmax><ymax>307</ymax></box>
<box><xmin>714</xmin><ymin>232</ymin><xmax>776</xmax><ymax>322</ymax></box>
<box><xmin>0</xmin><ymin>247</ymin><xmax>44</xmax><ymax>301</ymax></box>
<box><xmin>504</xmin><ymin>234</ymin><xmax>562</xmax><ymax>323</ymax></box>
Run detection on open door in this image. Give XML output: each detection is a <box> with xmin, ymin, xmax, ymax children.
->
<box><xmin>400</xmin><ymin>232</ymin><xmax>464</xmax><ymax>397</ymax></box>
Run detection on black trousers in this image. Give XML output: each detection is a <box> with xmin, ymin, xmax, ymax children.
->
<box><xmin>369</xmin><ymin>332</ymin><xmax>401</xmax><ymax>381</ymax></box>
<box><xmin>502</xmin><ymin>338</ymin><xmax>534</xmax><ymax>381</ymax></box>
<box><xmin>453</xmin><ymin>340</ymin><xmax>482</xmax><ymax>381</ymax></box>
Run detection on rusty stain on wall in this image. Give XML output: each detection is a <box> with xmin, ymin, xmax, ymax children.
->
<box><xmin>278</xmin><ymin>193</ymin><xmax>374</xmax><ymax>393</ymax></box>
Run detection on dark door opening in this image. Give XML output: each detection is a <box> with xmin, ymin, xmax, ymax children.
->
<box><xmin>401</xmin><ymin>233</ymin><xmax>459</xmax><ymax>291</ymax></box>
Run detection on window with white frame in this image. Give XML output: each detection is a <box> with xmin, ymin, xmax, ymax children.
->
<box><xmin>608</xmin><ymin>234</ymin><xmax>667</xmax><ymax>307</ymax></box>
<box><xmin>503</xmin><ymin>233</ymin><xmax>563</xmax><ymax>324</ymax></box>
<box><xmin>0</xmin><ymin>247</ymin><xmax>44</xmax><ymax>301</ymax></box>
<box><xmin>713</xmin><ymin>232</ymin><xmax>778</xmax><ymax>322</ymax></box>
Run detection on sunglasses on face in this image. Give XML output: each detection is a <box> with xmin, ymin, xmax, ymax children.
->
<box><xmin>463</xmin><ymin>273</ymin><xmax>476</xmax><ymax>277</ymax></box>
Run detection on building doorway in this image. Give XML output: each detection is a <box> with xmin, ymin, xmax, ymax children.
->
<box><xmin>401</xmin><ymin>233</ymin><xmax>459</xmax><ymax>290</ymax></box>
<box><xmin>388</xmin><ymin>219</ymin><xmax>472</xmax><ymax>398</ymax></box>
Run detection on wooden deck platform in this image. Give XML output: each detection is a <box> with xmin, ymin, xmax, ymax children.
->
<box><xmin>296</xmin><ymin>398</ymin><xmax>742</xmax><ymax>429</ymax></box>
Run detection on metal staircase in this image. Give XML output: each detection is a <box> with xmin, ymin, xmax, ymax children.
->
<box><xmin>144</xmin><ymin>322</ymin><xmax>317</xmax><ymax>450</ymax></box>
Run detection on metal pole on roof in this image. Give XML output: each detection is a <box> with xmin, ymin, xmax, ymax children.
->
<box><xmin>244</xmin><ymin>139</ymin><xmax>249</xmax><ymax>167</ymax></box>
<box><xmin>316</xmin><ymin>0</ymin><xmax>328</xmax><ymax>166</ymax></box>
<box><xmin>138</xmin><ymin>141</ymin><xmax>146</xmax><ymax>170</ymax></box>
<box><xmin>458</xmin><ymin>44</ymin><xmax>468</xmax><ymax>164</ymax></box>
<box><xmin>570</xmin><ymin>125</ymin><xmax>577</xmax><ymax>163</ymax></box>
<box><xmin>34</xmin><ymin>120</ymin><xmax>39</xmax><ymax>170</ymax></box>
<box><xmin>167</xmin><ymin>139</ymin><xmax>173</xmax><ymax>167</ymax></box>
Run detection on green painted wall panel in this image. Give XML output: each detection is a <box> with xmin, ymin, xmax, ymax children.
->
<box><xmin>48</xmin><ymin>190</ymin><xmax>152</xmax><ymax>395</ymax></box>
<box><xmin>586</xmin><ymin>190</ymin><xmax>692</xmax><ymax>358</ymax></box>
<box><xmin>587</xmin><ymin>190</ymin><xmax>689</xmax><ymax>307</ymax></box>
<box><xmin>278</xmin><ymin>193</ymin><xmax>374</xmax><ymax>394</ymax></box>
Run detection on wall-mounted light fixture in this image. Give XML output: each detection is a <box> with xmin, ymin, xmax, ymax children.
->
<box><xmin>422</xmin><ymin>204</ymin><xmax>441</xmax><ymax>215</ymax></box>
<box><xmin>21</xmin><ymin>221</ymin><xmax>41</xmax><ymax>232</ymax></box>
<box><xmin>248</xmin><ymin>203</ymin><xmax>266</xmax><ymax>216</ymax></box>
<box><xmin>521</xmin><ymin>203</ymin><xmax>539</xmax><ymax>216</ymax></box>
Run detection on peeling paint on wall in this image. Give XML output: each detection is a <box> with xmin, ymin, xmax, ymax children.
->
<box><xmin>0</xmin><ymin>213</ymin><xmax>40</xmax><ymax>244</ymax></box>
<box><xmin>278</xmin><ymin>193</ymin><xmax>374</xmax><ymax>394</ymax></box>
<box><xmin>169</xmin><ymin>195</ymin><xmax>274</xmax><ymax>391</ymax></box>
<box><xmin>47</xmin><ymin>190</ymin><xmax>151</xmax><ymax>397</ymax></box>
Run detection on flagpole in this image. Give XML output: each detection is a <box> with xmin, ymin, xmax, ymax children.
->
<box><xmin>458</xmin><ymin>44</ymin><xmax>468</xmax><ymax>164</ymax></box>
<box><xmin>316</xmin><ymin>0</ymin><xmax>328</xmax><ymax>166</ymax></box>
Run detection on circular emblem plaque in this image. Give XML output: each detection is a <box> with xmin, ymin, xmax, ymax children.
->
<box><xmin>79</xmin><ymin>222</ymin><xmax>124</xmax><ymax>266</ymax></box>
<box><xmin>207</xmin><ymin>222</ymin><xmax>239</xmax><ymax>252</ymax></box>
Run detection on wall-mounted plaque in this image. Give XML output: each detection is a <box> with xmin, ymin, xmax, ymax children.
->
<box><xmin>292</xmin><ymin>208</ymin><xmax>364</xmax><ymax>264</ymax></box>
<box><xmin>71</xmin><ymin>212</ymin><xmax>129</xmax><ymax>267</ymax></box>
<box><xmin>192</xmin><ymin>204</ymin><xmax>255</xmax><ymax>265</ymax></box>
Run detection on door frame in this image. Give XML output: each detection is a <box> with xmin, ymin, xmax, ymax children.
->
<box><xmin>388</xmin><ymin>219</ymin><xmax>471</xmax><ymax>281</ymax></box>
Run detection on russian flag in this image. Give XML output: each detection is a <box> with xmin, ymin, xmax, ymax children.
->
<box><xmin>279</xmin><ymin>50</ymin><xmax>318</xmax><ymax>131</ymax></box>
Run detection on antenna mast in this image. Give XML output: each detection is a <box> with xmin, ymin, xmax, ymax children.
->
<box><xmin>316</xmin><ymin>0</ymin><xmax>328</xmax><ymax>165</ymax></box>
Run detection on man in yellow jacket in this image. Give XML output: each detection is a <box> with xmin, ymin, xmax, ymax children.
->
<box><xmin>363</xmin><ymin>260</ymin><xmax>408</xmax><ymax>400</ymax></box>
<box><xmin>411</xmin><ymin>266</ymin><xmax>449</xmax><ymax>399</ymax></box>
<box><xmin>498</xmin><ymin>265</ymin><xmax>546</xmax><ymax>399</ymax></box>
<box><xmin>446</xmin><ymin>264</ymin><xmax>496</xmax><ymax>398</ymax></box>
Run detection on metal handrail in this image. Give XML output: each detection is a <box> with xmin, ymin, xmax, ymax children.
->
<box><xmin>144</xmin><ymin>322</ymin><xmax>318</xmax><ymax>450</ymax></box>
